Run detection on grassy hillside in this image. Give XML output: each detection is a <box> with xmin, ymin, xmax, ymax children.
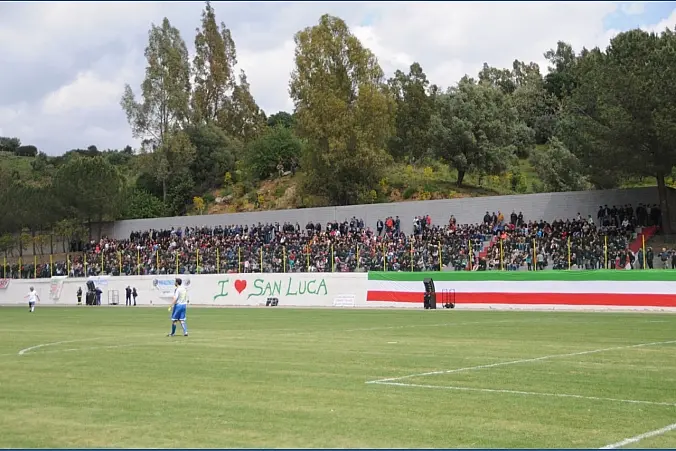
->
<box><xmin>1</xmin><ymin>150</ymin><xmax>670</xmax><ymax>219</ymax></box>
<box><xmin>204</xmin><ymin>160</ymin><xmax>540</xmax><ymax>215</ymax></box>
<box><xmin>0</xmin><ymin>151</ymin><xmax>34</xmax><ymax>180</ymax></box>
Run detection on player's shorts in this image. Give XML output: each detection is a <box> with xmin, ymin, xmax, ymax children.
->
<box><xmin>171</xmin><ymin>304</ymin><xmax>187</xmax><ymax>321</ymax></box>
<box><xmin>28</xmin><ymin>301</ymin><xmax>35</xmax><ymax>307</ymax></box>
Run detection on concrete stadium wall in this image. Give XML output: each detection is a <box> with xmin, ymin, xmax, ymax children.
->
<box><xmin>366</xmin><ymin>270</ymin><xmax>676</xmax><ymax>311</ymax></box>
<box><xmin>102</xmin><ymin>187</ymin><xmax>665</xmax><ymax>239</ymax></box>
<box><xmin>2</xmin><ymin>270</ymin><xmax>676</xmax><ymax>312</ymax></box>
<box><xmin>0</xmin><ymin>273</ymin><xmax>371</xmax><ymax>308</ymax></box>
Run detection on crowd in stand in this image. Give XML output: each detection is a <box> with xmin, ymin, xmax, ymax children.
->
<box><xmin>0</xmin><ymin>202</ymin><xmax>667</xmax><ymax>279</ymax></box>
<box><xmin>484</xmin><ymin>203</ymin><xmax>662</xmax><ymax>271</ymax></box>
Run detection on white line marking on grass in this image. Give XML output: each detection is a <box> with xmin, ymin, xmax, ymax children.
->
<box><xmin>18</xmin><ymin>338</ymin><xmax>105</xmax><ymax>356</ymax></box>
<box><xmin>41</xmin><ymin>344</ymin><xmax>140</xmax><ymax>355</ymax></box>
<box><xmin>13</xmin><ymin>333</ymin><xmax>170</xmax><ymax>357</ymax></box>
<box><xmin>600</xmin><ymin>422</ymin><xmax>676</xmax><ymax>449</ymax></box>
<box><xmin>371</xmin><ymin>381</ymin><xmax>676</xmax><ymax>408</ymax></box>
<box><xmin>366</xmin><ymin>339</ymin><xmax>676</xmax><ymax>384</ymax></box>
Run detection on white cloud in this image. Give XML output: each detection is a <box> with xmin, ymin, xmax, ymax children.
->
<box><xmin>1</xmin><ymin>1</ymin><xmax>676</xmax><ymax>154</ymax></box>
<box><xmin>644</xmin><ymin>9</ymin><xmax>676</xmax><ymax>33</ymax></box>
<box><xmin>236</xmin><ymin>39</ymin><xmax>297</xmax><ymax>114</ymax></box>
<box><xmin>620</xmin><ymin>2</ymin><xmax>645</xmax><ymax>16</ymax></box>
<box><xmin>41</xmin><ymin>71</ymin><xmax>125</xmax><ymax>115</ymax></box>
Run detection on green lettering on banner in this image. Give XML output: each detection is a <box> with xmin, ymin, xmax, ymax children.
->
<box><xmin>247</xmin><ymin>278</ymin><xmax>283</xmax><ymax>300</ymax></box>
<box><xmin>213</xmin><ymin>279</ymin><xmax>230</xmax><ymax>301</ymax></box>
<box><xmin>244</xmin><ymin>277</ymin><xmax>328</xmax><ymax>299</ymax></box>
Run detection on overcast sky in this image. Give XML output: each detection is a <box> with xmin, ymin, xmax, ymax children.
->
<box><xmin>1</xmin><ymin>1</ymin><xmax>675</xmax><ymax>155</ymax></box>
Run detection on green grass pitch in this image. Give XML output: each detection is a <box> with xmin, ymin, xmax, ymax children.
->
<box><xmin>1</xmin><ymin>306</ymin><xmax>675</xmax><ymax>448</ymax></box>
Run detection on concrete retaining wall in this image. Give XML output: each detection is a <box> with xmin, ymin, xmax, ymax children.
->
<box><xmin>2</xmin><ymin>270</ymin><xmax>676</xmax><ymax>312</ymax></box>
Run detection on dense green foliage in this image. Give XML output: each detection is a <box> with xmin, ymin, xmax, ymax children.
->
<box><xmin>2</xmin><ymin>3</ymin><xmax>676</xmax><ymax>244</ymax></box>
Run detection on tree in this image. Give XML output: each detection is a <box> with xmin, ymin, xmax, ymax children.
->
<box><xmin>120</xmin><ymin>17</ymin><xmax>191</xmax><ymax>149</ymax></box>
<box><xmin>387</xmin><ymin>62</ymin><xmax>434</xmax><ymax>162</ymax></box>
<box><xmin>52</xmin><ymin>155</ymin><xmax>124</xmax><ymax>234</ymax></box>
<box><xmin>512</xmin><ymin>84</ymin><xmax>559</xmax><ymax>146</ymax></box>
<box><xmin>186</xmin><ymin>123</ymin><xmax>239</xmax><ymax>192</ymax></box>
<box><xmin>166</xmin><ymin>175</ymin><xmax>195</xmax><ymax>216</ymax></box>
<box><xmin>120</xmin><ymin>189</ymin><xmax>167</xmax><ymax>220</ymax></box>
<box><xmin>245</xmin><ymin>125</ymin><xmax>302</xmax><ymax>180</ymax></box>
<box><xmin>511</xmin><ymin>60</ymin><xmax>544</xmax><ymax>89</ymax></box>
<box><xmin>289</xmin><ymin>14</ymin><xmax>394</xmax><ymax>205</ymax></box>
<box><xmin>219</xmin><ymin>70</ymin><xmax>267</xmax><ymax>143</ymax></box>
<box><xmin>191</xmin><ymin>0</ymin><xmax>237</xmax><ymax>125</ymax></box>
<box><xmin>429</xmin><ymin>77</ymin><xmax>527</xmax><ymax>186</ymax></box>
<box><xmin>529</xmin><ymin>137</ymin><xmax>590</xmax><ymax>192</ymax></box>
<box><xmin>137</xmin><ymin>130</ymin><xmax>197</xmax><ymax>202</ymax></box>
<box><xmin>478</xmin><ymin>63</ymin><xmax>516</xmax><ymax>94</ymax></box>
<box><xmin>543</xmin><ymin>41</ymin><xmax>579</xmax><ymax>101</ymax></box>
<box><xmin>0</xmin><ymin>137</ymin><xmax>21</xmax><ymax>154</ymax></box>
<box><xmin>267</xmin><ymin>111</ymin><xmax>295</xmax><ymax>129</ymax></box>
<box><xmin>559</xmin><ymin>28</ymin><xmax>676</xmax><ymax>233</ymax></box>
<box><xmin>15</xmin><ymin>145</ymin><xmax>38</xmax><ymax>157</ymax></box>
<box><xmin>193</xmin><ymin>196</ymin><xmax>206</xmax><ymax>214</ymax></box>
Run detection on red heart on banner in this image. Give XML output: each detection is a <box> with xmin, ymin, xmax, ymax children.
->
<box><xmin>234</xmin><ymin>279</ymin><xmax>247</xmax><ymax>294</ymax></box>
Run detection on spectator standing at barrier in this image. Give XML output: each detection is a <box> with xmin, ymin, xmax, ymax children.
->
<box><xmin>132</xmin><ymin>287</ymin><xmax>138</xmax><ymax>306</ymax></box>
<box><xmin>646</xmin><ymin>247</ymin><xmax>654</xmax><ymax>269</ymax></box>
<box><xmin>659</xmin><ymin>248</ymin><xmax>670</xmax><ymax>269</ymax></box>
<box><xmin>125</xmin><ymin>286</ymin><xmax>132</xmax><ymax>306</ymax></box>
<box><xmin>636</xmin><ymin>248</ymin><xmax>644</xmax><ymax>269</ymax></box>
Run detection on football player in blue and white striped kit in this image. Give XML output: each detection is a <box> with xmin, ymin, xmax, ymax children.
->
<box><xmin>167</xmin><ymin>278</ymin><xmax>189</xmax><ymax>337</ymax></box>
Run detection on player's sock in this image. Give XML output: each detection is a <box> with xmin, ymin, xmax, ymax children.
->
<box><xmin>171</xmin><ymin>324</ymin><xmax>176</xmax><ymax>335</ymax></box>
<box><xmin>181</xmin><ymin>322</ymin><xmax>187</xmax><ymax>335</ymax></box>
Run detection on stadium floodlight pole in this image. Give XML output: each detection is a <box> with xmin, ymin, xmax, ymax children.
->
<box><xmin>409</xmin><ymin>242</ymin><xmax>413</xmax><ymax>272</ymax></box>
<box><xmin>604</xmin><ymin>236</ymin><xmax>608</xmax><ymax>269</ymax></box>
<box><xmin>438</xmin><ymin>241</ymin><xmax>442</xmax><ymax>271</ymax></box>
<box><xmin>283</xmin><ymin>246</ymin><xmax>286</xmax><ymax>273</ymax></box>
<box><xmin>175</xmin><ymin>252</ymin><xmax>178</xmax><ymax>275</ymax></box>
<box><xmin>356</xmin><ymin>243</ymin><xmax>360</xmax><ymax>271</ymax></box>
<box><xmin>196</xmin><ymin>249</ymin><xmax>200</xmax><ymax>275</ymax></box>
<box><xmin>532</xmin><ymin>239</ymin><xmax>537</xmax><ymax>272</ymax></box>
<box><xmin>468</xmin><ymin>240</ymin><xmax>473</xmax><ymax>271</ymax></box>
<box><xmin>102</xmin><ymin>252</ymin><xmax>105</xmax><ymax>275</ymax></box>
<box><xmin>568</xmin><ymin>237</ymin><xmax>572</xmax><ymax>270</ymax></box>
<box><xmin>331</xmin><ymin>244</ymin><xmax>334</xmax><ymax>273</ymax></box>
<box><xmin>217</xmin><ymin>248</ymin><xmax>220</xmax><ymax>274</ymax></box>
<box><xmin>118</xmin><ymin>252</ymin><xmax>122</xmax><ymax>276</ymax></box>
<box><xmin>50</xmin><ymin>254</ymin><xmax>53</xmax><ymax>277</ymax></box>
<box><xmin>260</xmin><ymin>247</ymin><xmax>263</xmax><ymax>273</ymax></box>
<box><xmin>156</xmin><ymin>250</ymin><xmax>159</xmax><ymax>273</ymax></box>
<box><xmin>84</xmin><ymin>254</ymin><xmax>87</xmax><ymax>277</ymax></box>
<box><xmin>642</xmin><ymin>235</ymin><xmax>647</xmax><ymax>269</ymax></box>
<box><xmin>238</xmin><ymin>246</ymin><xmax>242</xmax><ymax>273</ymax></box>
<box><xmin>136</xmin><ymin>248</ymin><xmax>140</xmax><ymax>276</ymax></box>
<box><xmin>500</xmin><ymin>238</ymin><xmax>504</xmax><ymax>271</ymax></box>
<box><xmin>382</xmin><ymin>242</ymin><xmax>386</xmax><ymax>272</ymax></box>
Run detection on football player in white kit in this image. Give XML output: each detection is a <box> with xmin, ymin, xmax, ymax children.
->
<box><xmin>25</xmin><ymin>287</ymin><xmax>40</xmax><ymax>313</ymax></box>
